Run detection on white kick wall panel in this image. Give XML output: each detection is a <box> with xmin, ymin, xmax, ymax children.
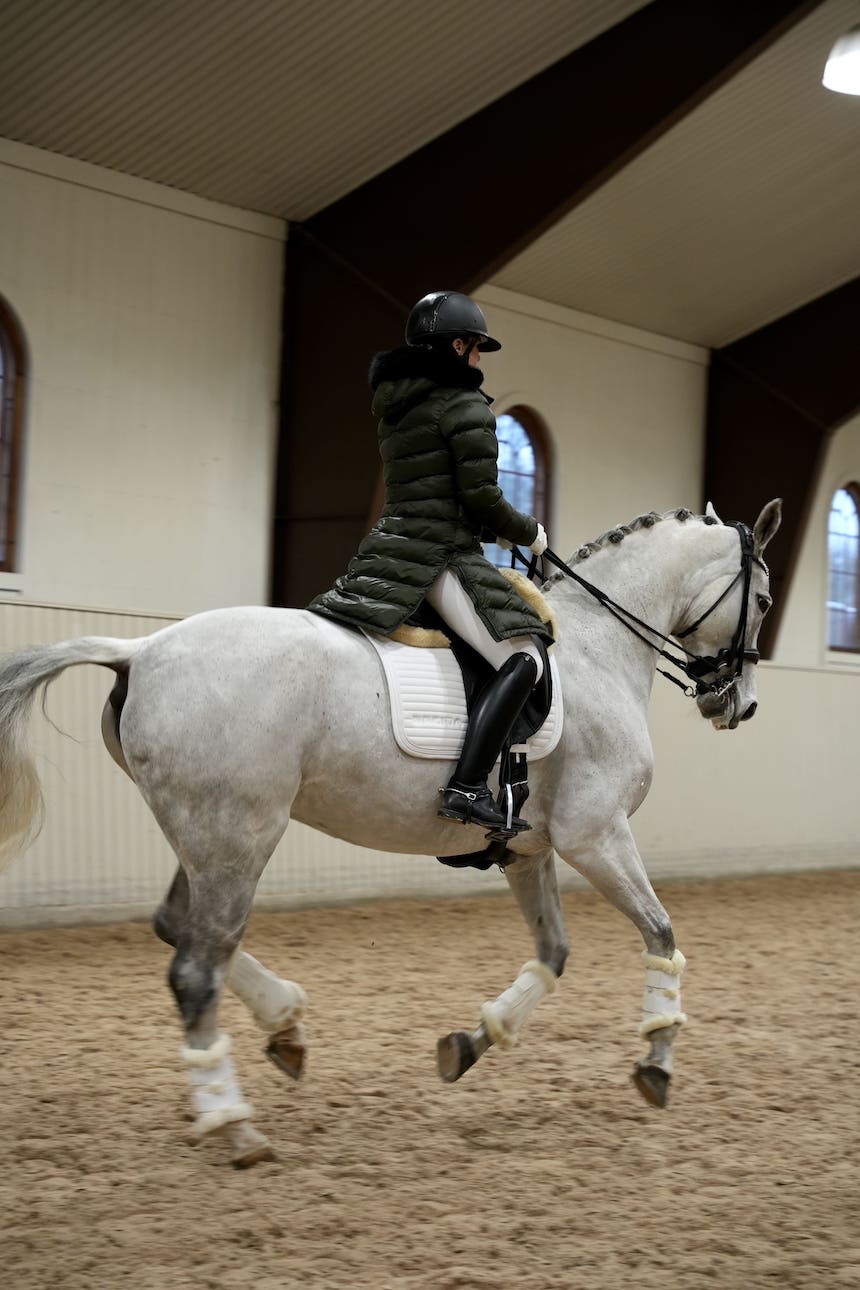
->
<box><xmin>0</xmin><ymin>144</ymin><xmax>285</xmax><ymax>616</ymax></box>
<box><xmin>0</xmin><ymin>602</ymin><xmax>855</xmax><ymax>929</ymax></box>
<box><xmin>0</xmin><ymin>604</ymin><xmax>180</xmax><ymax>918</ymax></box>
<box><xmin>639</xmin><ymin>662</ymin><xmax>859</xmax><ymax>874</ymax></box>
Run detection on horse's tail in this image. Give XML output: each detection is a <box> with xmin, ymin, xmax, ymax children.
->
<box><xmin>0</xmin><ymin>636</ymin><xmax>143</xmax><ymax>868</ymax></box>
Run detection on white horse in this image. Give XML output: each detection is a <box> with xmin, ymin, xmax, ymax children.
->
<box><xmin>0</xmin><ymin>499</ymin><xmax>781</xmax><ymax>1165</ymax></box>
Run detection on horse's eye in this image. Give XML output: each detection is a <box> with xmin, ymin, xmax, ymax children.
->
<box><xmin>757</xmin><ymin>595</ymin><xmax>771</xmax><ymax>614</ymax></box>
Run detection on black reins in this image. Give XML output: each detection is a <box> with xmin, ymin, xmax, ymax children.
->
<box><xmin>511</xmin><ymin>520</ymin><xmax>764</xmax><ymax>700</ymax></box>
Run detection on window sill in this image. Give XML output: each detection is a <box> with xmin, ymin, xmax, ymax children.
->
<box><xmin>824</xmin><ymin>649</ymin><xmax>860</xmax><ymax>669</ymax></box>
<box><xmin>0</xmin><ymin>573</ymin><xmax>25</xmax><ymax>596</ymax></box>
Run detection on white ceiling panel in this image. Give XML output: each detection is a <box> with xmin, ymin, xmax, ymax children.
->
<box><xmin>490</xmin><ymin>0</ymin><xmax>860</xmax><ymax>346</ymax></box>
<box><xmin>0</xmin><ymin>0</ymin><xmax>647</xmax><ymax>219</ymax></box>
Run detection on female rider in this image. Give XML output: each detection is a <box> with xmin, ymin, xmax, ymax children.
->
<box><xmin>308</xmin><ymin>291</ymin><xmax>552</xmax><ymax>835</ymax></box>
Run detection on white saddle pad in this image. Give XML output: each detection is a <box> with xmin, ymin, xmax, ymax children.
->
<box><xmin>364</xmin><ymin>632</ymin><xmax>564</xmax><ymax>761</ymax></box>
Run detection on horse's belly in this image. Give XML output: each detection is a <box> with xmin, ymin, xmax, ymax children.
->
<box><xmin>292</xmin><ymin>715</ymin><xmax>557</xmax><ymax>857</ymax></box>
<box><xmin>291</xmin><ymin>750</ymin><xmax>474</xmax><ymax>857</ymax></box>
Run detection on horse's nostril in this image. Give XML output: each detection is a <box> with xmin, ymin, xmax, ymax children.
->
<box><xmin>740</xmin><ymin>702</ymin><xmax>758</xmax><ymax>722</ymax></box>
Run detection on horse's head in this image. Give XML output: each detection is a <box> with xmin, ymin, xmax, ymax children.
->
<box><xmin>679</xmin><ymin>499</ymin><xmax>782</xmax><ymax>730</ymax></box>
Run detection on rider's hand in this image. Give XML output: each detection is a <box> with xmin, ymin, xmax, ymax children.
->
<box><xmin>530</xmin><ymin>524</ymin><xmax>548</xmax><ymax>555</ymax></box>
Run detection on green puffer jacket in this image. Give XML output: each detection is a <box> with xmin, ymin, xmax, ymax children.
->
<box><xmin>308</xmin><ymin>345</ymin><xmax>553</xmax><ymax>647</ymax></box>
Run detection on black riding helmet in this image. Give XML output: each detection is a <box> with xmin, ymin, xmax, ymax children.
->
<box><xmin>405</xmin><ymin>291</ymin><xmax>502</xmax><ymax>352</ymax></box>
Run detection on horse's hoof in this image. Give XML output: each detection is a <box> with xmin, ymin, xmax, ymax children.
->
<box><xmin>232</xmin><ymin>1143</ymin><xmax>277</xmax><ymax>1168</ymax></box>
<box><xmin>266</xmin><ymin>1031</ymin><xmax>306</xmax><ymax>1081</ymax></box>
<box><xmin>224</xmin><ymin>1120</ymin><xmax>277</xmax><ymax>1168</ymax></box>
<box><xmin>632</xmin><ymin>1061</ymin><xmax>670</xmax><ymax>1108</ymax></box>
<box><xmin>437</xmin><ymin>1031</ymin><xmax>478</xmax><ymax>1083</ymax></box>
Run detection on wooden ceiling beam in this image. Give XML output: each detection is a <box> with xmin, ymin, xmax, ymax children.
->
<box><xmin>705</xmin><ymin>276</ymin><xmax>860</xmax><ymax>656</ymax></box>
<box><xmin>306</xmin><ymin>0</ymin><xmax>822</xmax><ymax>299</ymax></box>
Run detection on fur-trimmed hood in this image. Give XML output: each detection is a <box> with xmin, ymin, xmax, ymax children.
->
<box><xmin>369</xmin><ymin>345</ymin><xmax>487</xmax><ymax>393</ymax></box>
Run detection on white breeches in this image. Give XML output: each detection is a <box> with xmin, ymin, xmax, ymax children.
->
<box><xmin>425</xmin><ymin>568</ymin><xmax>544</xmax><ymax>682</ymax></box>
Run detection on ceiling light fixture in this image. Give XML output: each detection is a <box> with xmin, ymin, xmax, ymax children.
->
<box><xmin>822</xmin><ymin>23</ymin><xmax>860</xmax><ymax>94</ymax></box>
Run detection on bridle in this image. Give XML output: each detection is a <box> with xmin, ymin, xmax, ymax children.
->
<box><xmin>514</xmin><ymin>520</ymin><xmax>766</xmax><ymax>701</ymax></box>
<box><xmin>674</xmin><ymin>521</ymin><xmax>764</xmax><ymax>697</ymax></box>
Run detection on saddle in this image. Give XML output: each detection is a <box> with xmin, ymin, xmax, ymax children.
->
<box><xmin>364</xmin><ymin>571</ymin><xmax>563</xmax><ymax>871</ymax></box>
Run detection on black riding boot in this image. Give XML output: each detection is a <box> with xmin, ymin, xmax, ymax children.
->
<box><xmin>437</xmin><ymin>652</ymin><xmax>538</xmax><ymax>833</ymax></box>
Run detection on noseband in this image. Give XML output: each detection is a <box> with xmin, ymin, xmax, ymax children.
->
<box><xmin>514</xmin><ymin>520</ymin><xmax>765</xmax><ymax>701</ymax></box>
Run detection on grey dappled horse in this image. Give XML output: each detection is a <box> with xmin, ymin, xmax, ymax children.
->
<box><xmin>0</xmin><ymin>500</ymin><xmax>781</xmax><ymax>1165</ymax></box>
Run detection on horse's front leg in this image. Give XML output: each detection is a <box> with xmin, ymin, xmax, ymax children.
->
<box><xmin>228</xmin><ymin>950</ymin><xmax>308</xmax><ymax>1081</ymax></box>
<box><xmin>557</xmin><ymin>814</ymin><xmax>686</xmax><ymax>1108</ymax></box>
<box><xmin>437</xmin><ymin>848</ymin><xmax>568</xmax><ymax>1082</ymax></box>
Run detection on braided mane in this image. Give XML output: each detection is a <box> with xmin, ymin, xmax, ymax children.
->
<box><xmin>541</xmin><ymin>507</ymin><xmax>719</xmax><ymax>588</ymax></box>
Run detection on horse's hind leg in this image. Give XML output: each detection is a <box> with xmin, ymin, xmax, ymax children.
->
<box><xmin>165</xmin><ymin>855</ymin><xmax>280</xmax><ymax>1168</ymax></box>
<box><xmin>155</xmin><ymin>867</ymin><xmax>308</xmax><ymax>1081</ymax></box>
<box><xmin>116</xmin><ymin>703</ymin><xmax>304</xmax><ymax>1077</ymax></box>
<box><xmin>148</xmin><ymin>791</ymin><xmax>299</xmax><ymax>1167</ymax></box>
<box><xmin>557</xmin><ymin>814</ymin><xmax>686</xmax><ymax>1109</ymax></box>
<box><xmin>153</xmin><ymin>866</ymin><xmax>189</xmax><ymax>947</ymax></box>
<box><xmin>437</xmin><ymin>849</ymin><xmax>568</xmax><ymax>1082</ymax></box>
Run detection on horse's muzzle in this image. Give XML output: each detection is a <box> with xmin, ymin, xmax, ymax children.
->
<box><xmin>726</xmin><ymin>699</ymin><xmax>758</xmax><ymax>730</ymax></box>
<box><xmin>696</xmin><ymin>687</ymin><xmax>734</xmax><ymax>724</ymax></box>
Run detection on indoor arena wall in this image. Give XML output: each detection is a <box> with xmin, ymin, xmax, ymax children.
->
<box><xmin>0</xmin><ymin>151</ymin><xmax>854</xmax><ymax>926</ymax></box>
<box><xmin>0</xmin><ymin>140</ymin><xmax>285</xmax><ymax>617</ymax></box>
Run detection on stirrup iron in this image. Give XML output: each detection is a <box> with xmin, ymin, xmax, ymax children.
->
<box><xmin>437</xmin><ymin>783</ymin><xmax>530</xmax><ymax>834</ymax></box>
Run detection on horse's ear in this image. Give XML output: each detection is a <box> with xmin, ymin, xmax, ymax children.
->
<box><xmin>705</xmin><ymin>500</ymin><xmax>722</xmax><ymax>523</ymax></box>
<box><xmin>753</xmin><ymin>498</ymin><xmax>782</xmax><ymax>554</ymax></box>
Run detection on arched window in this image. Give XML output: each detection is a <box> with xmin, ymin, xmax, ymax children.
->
<box><xmin>0</xmin><ymin>298</ymin><xmax>27</xmax><ymax>573</ymax></box>
<box><xmin>483</xmin><ymin>406</ymin><xmax>552</xmax><ymax>569</ymax></box>
<box><xmin>827</xmin><ymin>484</ymin><xmax>860</xmax><ymax>652</ymax></box>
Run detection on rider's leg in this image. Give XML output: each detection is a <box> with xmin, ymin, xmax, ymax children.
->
<box><xmin>425</xmin><ymin>568</ymin><xmax>544</xmax><ymax>682</ymax></box>
<box><xmin>426</xmin><ymin>569</ymin><xmax>542</xmax><ymax>832</ymax></box>
<box><xmin>437</xmin><ymin>651</ymin><xmax>537</xmax><ymax>830</ymax></box>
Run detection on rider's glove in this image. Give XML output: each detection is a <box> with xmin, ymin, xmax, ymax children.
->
<box><xmin>530</xmin><ymin>523</ymin><xmax>548</xmax><ymax>556</ymax></box>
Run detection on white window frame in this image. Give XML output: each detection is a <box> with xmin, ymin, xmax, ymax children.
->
<box><xmin>824</xmin><ymin>477</ymin><xmax>860</xmax><ymax>668</ymax></box>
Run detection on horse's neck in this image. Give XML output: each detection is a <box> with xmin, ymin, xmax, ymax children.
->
<box><xmin>550</xmin><ymin>521</ymin><xmax>705</xmax><ymax>682</ymax></box>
